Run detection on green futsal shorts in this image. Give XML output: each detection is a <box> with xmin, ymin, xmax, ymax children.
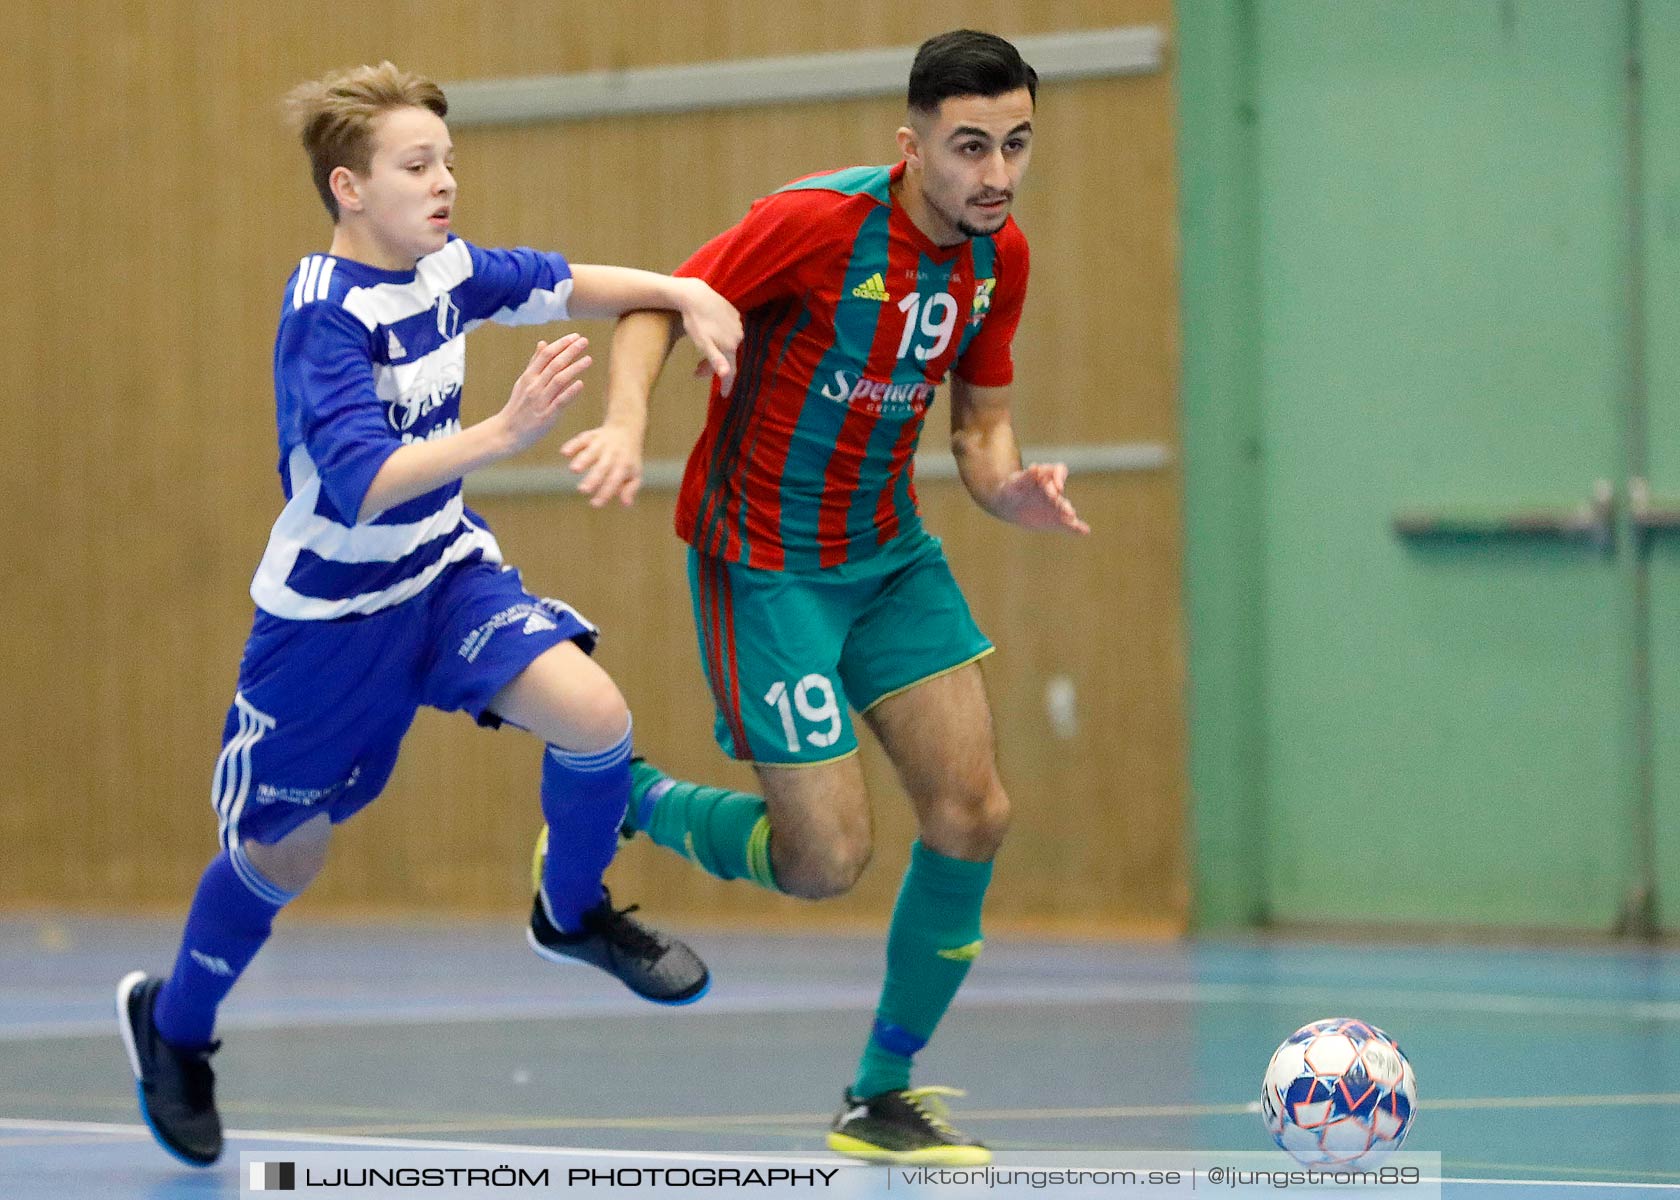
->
<box><xmin>686</xmin><ymin>533</ymin><xmax>994</xmax><ymax>765</ymax></box>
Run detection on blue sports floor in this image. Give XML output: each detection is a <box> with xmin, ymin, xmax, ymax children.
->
<box><xmin>2</xmin><ymin>916</ymin><xmax>1679</xmax><ymax>1197</ymax></box>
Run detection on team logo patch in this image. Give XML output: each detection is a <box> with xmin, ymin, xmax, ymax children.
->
<box><xmin>969</xmin><ymin>278</ymin><xmax>996</xmax><ymax>326</ymax></box>
<box><xmin>436</xmin><ymin>293</ymin><xmax>461</xmax><ymax>340</ymax></box>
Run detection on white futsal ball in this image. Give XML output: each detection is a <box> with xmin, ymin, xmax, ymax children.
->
<box><xmin>1260</xmin><ymin>1018</ymin><xmax>1417</xmax><ymax>1167</ymax></box>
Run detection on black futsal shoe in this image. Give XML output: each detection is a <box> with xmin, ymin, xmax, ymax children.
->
<box><xmin>527</xmin><ymin>890</ymin><xmax>710</xmax><ymax>1005</ymax></box>
<box><xmin>827</xmin><ymin>1086</ymin><xmax>992</xmax><ymax>1165</ymax></box>
<box><xmin>116</xmin><ymin>971</ymin><xmax>223</xmax><ymax>1167</ymax></box>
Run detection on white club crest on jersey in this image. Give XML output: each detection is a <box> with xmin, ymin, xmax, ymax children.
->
<box><xmin>437</xmin><ymin>293</ymin><xmax>461</xmax><ymax>340</ymax></box>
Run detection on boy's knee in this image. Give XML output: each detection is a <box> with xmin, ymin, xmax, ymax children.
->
<box><xmin>527</xmin><ymin>661</ymin><xmax>629</xmax><ymax>755</ymax></box>
<box><xmin>565</xmin><ymin>681</ymin><xmax>630</xmax><ymax>754</ymax></box>
<box><xmin>243</xmin><ymin>816</ymin><xmax>331</xmax><ymax>895</ymax></box>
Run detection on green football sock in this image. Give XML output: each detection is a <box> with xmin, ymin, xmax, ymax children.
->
<box><xmin>853</xmin><ymin>840</ymin><xmax>993</xmax><ymax>1099</ymax></box>
<box><xmin>632</xmin><ymin>761</ymin><xmax>779</xmax><ymax>892</ymax></box>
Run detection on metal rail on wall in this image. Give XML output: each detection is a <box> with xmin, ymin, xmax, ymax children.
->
<box><xmin>443</xmin><ymin>27</ymin><xmax>1166</xmax><ymax>125</ymax></box>
<box><xmin>469</xmin><ymin>442</ymin><xmax>1173</xmax><ymax>498</ymax></box>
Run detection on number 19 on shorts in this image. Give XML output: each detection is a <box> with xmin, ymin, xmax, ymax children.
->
<box><xmin>764</xmin><ymin>675</ymin><xmax>842</xmax><ymax>753</ymax></box>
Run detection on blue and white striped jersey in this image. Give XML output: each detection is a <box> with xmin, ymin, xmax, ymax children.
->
<box><xmin>251</xmin><ymin>238</ymin><xmax>573</xmax><ymax>620</ymax></box>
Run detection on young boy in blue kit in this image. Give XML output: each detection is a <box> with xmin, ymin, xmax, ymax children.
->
<box><xmin>116</xmin><ymin>61</ymin><xmax>743</xmax><ymax>1168</ymax></box>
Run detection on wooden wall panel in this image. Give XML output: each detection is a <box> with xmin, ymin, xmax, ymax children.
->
<box><xmin>3</xmin><ymin>0</ymin><xmax>1182</xmax><ymax>935</ymax></box>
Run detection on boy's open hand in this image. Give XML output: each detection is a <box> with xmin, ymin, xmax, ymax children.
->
<box><xmin>498</xmin><ymin>335</ymin><xmax>592</xmax><ymax>456</ymax></box>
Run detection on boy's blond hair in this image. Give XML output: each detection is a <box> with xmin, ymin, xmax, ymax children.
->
<box><xmin>284</xmin><ymin>62</ymin><xmax>448</xmax><ymax>220</ymax></box>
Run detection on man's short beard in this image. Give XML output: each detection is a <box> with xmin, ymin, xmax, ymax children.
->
<box><xmin>956</xmin><ymin>215</ymin><xmax>1006</xmax><ymax>238</ymax></box>
<box><xmin>927</xmin><ymin>190</ymin><xmax>1008</xmax><ymax>242</ymax></box>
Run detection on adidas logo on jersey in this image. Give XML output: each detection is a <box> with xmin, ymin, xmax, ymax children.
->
<box><xmin>523</xmin><ymin>611</ymin><xmax>558</xmax><ymax>635</ymax></box>
<box><xmin>387</xmin><ymin>330</ymin><xmax>406</xmax><ymax>359</ymax></box>
<box><xmin>850</xmin><ymin>272</ymin><xmax>889</xmax><ymax>302</ymax></box>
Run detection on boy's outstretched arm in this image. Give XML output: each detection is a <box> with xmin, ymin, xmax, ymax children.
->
<box><xmin>567</xmin><ymin>265</ymin><xmax>739</xmax><ymax>389</ymax></box>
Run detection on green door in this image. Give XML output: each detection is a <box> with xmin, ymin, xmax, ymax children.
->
<box><xmin>1641</xmin><ymin>0</ymin><xmax>1680</xmax><ymax>931</ymax></box>
<box><xmin>1184</xmin><ymin>1</ymin><xmax>1658</xmax><ymax>930</ymax></box>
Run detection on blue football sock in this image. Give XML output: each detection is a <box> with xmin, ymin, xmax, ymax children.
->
<box><xmin>539</xmin><ymin>723</ymin><xmax>633</xmax><ymax>932</ymax></box>
<box><xmin>154</xmin><ymin>847</ymin><xmax>296</xmax><ymax>1050</ymax></box>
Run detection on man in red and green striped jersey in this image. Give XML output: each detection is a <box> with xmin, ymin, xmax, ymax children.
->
<box><xmin>551</xmin><ymin>29</ymin><xmax>1087</xmax><ymax>1164</ymax></box>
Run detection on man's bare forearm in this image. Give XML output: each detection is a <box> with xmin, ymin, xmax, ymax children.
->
<box><xmin>602</xmin><ymin>309</ymin><xmax>683</xmax><ymax>434</ymax></box>
<box><xmin>952</xmin><ymin>418</ymin><xmax>1023</xmax><ymax>518</ymax></box>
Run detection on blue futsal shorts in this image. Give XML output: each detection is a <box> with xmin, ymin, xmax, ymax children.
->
<box><xmin>211</xmin><ymin>559</ymin><xmax>597</xmax><ymax>854</ymax></box>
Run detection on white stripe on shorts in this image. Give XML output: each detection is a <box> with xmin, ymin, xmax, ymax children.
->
<box><xmin>213</xmin><ymin>692</ymin><xmax>275</xmax><ymax>853</ymax></box>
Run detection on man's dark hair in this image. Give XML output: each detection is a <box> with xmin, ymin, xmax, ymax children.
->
<box><xmin>907</xmin><ymin>30</ymin><xmax>1038</xmax><ymax>115</ymax></box>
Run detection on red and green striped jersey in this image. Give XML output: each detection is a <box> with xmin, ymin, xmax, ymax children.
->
<box><xmin>673</xmin><ymin>161</ymin><xmax>1029</xmax><ymax>571</ymax></box>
